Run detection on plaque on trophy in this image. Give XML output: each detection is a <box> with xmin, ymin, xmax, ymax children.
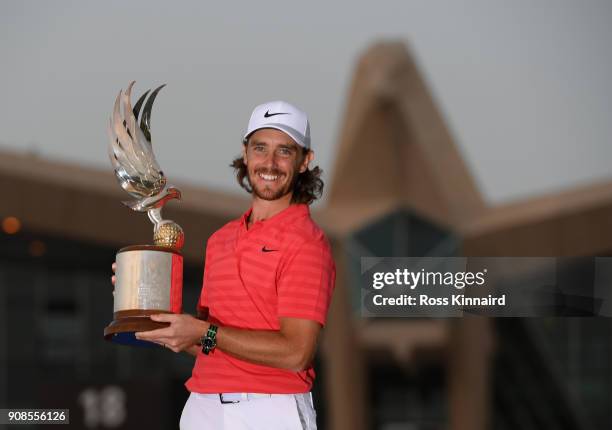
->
<box><xmin>104</xmin><ymin>81</ymin><xmax>184</xmax><ymax>346</ymax></box>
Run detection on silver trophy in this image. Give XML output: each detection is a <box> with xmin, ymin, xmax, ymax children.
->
<box><xmin>104</xmin><ymin>81</ymin><xmax>184</xmax><ymax>346</ymax></box>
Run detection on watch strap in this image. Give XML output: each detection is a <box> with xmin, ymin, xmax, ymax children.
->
<box><xmin>201</xmin><ymin>324</ymin><xmax>218</xmax><ymax>355</ymax></box>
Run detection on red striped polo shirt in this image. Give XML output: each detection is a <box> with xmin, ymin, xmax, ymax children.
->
<box><xmin>185</xmin><ymin>203</ymin><xmax>336</xmax><ymax>394</ymax></box>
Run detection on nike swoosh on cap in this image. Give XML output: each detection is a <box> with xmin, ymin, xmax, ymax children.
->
<box><xmin>264</xmin><ymin>110</ymin><xmax>289</xmax><ymax>118</ymax></box>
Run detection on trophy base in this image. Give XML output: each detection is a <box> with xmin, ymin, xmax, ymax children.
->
<box><xmin>104</xmin><ymin>309</ymin><xmax>173</xmax><ymax>347</ymax></box>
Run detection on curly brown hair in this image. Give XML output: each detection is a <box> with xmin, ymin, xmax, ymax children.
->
<box><xmin>230</xmin><ymin>144</ymin><xmax>324</xmax><ymax>205</ymax></box>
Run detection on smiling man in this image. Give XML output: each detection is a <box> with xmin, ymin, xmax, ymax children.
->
<box><xmin>134</xmin><ymin>101</ymin><xmax>336</xmax><ymax>430</ymax></box>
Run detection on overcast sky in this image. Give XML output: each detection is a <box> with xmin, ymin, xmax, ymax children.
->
<box><xmin>1</xmin><ymin>0</ymin><xmax>611</xmax><ymax>205</ymax></box>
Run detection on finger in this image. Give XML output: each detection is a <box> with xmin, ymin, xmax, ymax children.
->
<box><xmin>153</xmin><ymin>340</ymin><xmax>183</xmax><ymax>353</ymax></box>
<box><xmin>111</xmin><ymin>275</ymin><xmax>116</xmax><ymax>286</ymax></box>
<box><xmin>112</xmin><ymin>262</ymin><xmax>116</xmax><ymax>272</ymax></box>
<box><xmin>161</xmin><ymin>341</ymin><xmax>182</xmax><ymax>353</ymax></box>
<box><xmin>150</xmin><ymin>313</ymin><xmax>177</xmax><ymax>323</ymax></box>
<box><xmin>135</xmin><ymin>327</ymin><xmax>173</xmax><ymax>340</ymax></box>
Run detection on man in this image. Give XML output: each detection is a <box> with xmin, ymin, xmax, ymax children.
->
<box><xmin>132</xmin><ymin>100</ymin><xmax>336</xmax><ymax>429</ymax></box>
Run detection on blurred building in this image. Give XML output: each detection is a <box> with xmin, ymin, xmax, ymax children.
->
<box><xmin>2</xmin><ymin>42</ymin><xmax>612</xmax><ymax>429</ymax></box>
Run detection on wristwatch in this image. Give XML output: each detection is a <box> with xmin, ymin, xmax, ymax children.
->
<box><xmin>200</xmin><ymin>324</ymin><xmax>218</xmax><ymax>355</ymax></box>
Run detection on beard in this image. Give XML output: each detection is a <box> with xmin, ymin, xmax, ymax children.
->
<box><xmin>247</xmin><ymin>167</ymin><xmax>299</xmax><ymax>201</ymax></box>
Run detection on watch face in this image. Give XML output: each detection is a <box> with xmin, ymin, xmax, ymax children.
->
<box><xmin>204</xmin><ymin>338</ymin><xmax>214</xmax><ymax>348</ymax></box>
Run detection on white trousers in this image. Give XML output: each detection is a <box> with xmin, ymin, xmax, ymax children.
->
<box><xmin>180</xmin><ymin>392</ymin><xmax>317</xmax><ymax>430</ymax></box>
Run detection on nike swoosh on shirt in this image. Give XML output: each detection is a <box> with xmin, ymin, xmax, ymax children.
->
<box><xmin>261</xmin><ymin>246</ymin><xmax>278</xmax><ymax>252</ymax></box>
<box><xmin>264</xmin><ymin>110</ymin><xmax>289</xmax><ymax>118</ymax></box>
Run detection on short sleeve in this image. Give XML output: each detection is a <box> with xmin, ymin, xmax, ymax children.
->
<box><xmin>277</xmin><ymin>236</ymin><xmax>336</xmax><ymax>326</ymax></box>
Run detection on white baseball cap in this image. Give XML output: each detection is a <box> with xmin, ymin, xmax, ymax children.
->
<box><xmin>243</xmin><ymin>100</ymin><xmax>311</xmax><ymax>149</ymax></box>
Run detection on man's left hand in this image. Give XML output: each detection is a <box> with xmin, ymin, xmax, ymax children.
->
<box><xmin>135</xmin><ymin>314</ymin><xmax>209</xmax><ymax>353</ymax></box>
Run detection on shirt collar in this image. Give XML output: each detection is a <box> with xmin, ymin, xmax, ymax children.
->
<box><xmin>240</xmin><ymin>204</ymin><xmax>309</xmax><ymax>230</ymax></box>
